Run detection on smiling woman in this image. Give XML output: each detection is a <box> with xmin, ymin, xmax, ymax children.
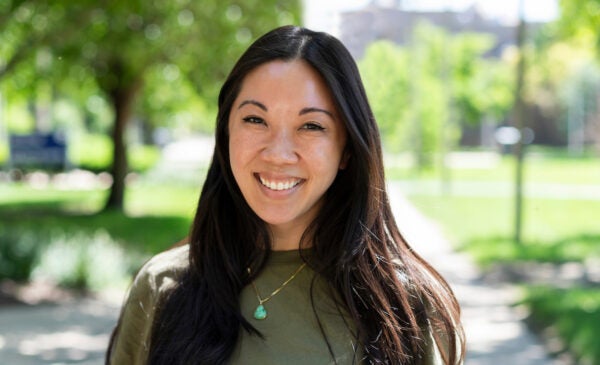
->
<box><xmin>229</xmin><ymin>60</ymin><xmax>348</xmax><ymax>251</ymax></box>
<box><xmin>106</xmin><ymin>25</ymin><xmax>465</xmax><ymax>365</ymax></box>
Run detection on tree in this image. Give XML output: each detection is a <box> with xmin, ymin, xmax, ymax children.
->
<box><xmin>556</xmin><ymin>0</ymin><xmax>600</xmax><ymax>151</ymax></box>
<box><xmin>359</xmin><ymin>41</ymin><xmax>411</xmax><ymax>153</ymax></box>
<box><xmin>558</xmin><ymin>0</ymin><xmax>600</xmax><ymax>58</ymax></box>
<box><xmin>0</xmin><ymin>0</ymin><xmax>300</xmax><ymax>211</ymax></box>
<box><xmin>359</xmin><ymin>22</ymin><xmax>513</xmax><ymax>169</ymax></box>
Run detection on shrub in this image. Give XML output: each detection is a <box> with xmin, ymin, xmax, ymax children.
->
<box><xmin>0</xmin><ymin>228</ymin><xmax>41</xmax><ymax>282</ymax></box>
<box><xmin>33</xmin><ymin>230</ymin><xmax>145</xmax><ymax>291</ymax></box>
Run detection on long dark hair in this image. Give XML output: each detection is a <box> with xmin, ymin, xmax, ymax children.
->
<box><xmin>147</xmin><ymin>25</ymin><xmax>464</xmax><ymax>364</ymax></box>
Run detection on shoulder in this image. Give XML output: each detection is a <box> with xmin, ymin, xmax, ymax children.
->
<box><xmin>117</xmin><ymin>243</ymin><xmax>190</xmax><ymax>314</ymax></box>
<box><xmin>125</xmin><ymin>243</ymin><xmax>190</xmax><ymax>322</ymax></box>
<box><xmin>132</xmin><ymin>243</ymin><xmax>190</xmax><ymax>295</ymax></box>
<box><xmin>108</xmin><ymin>244</ymin><xmax>190</xmax><ymax>364</ymax></box>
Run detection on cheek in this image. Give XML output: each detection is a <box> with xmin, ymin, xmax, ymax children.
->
<box><xmin>323</xmin><ymin>133</ymin><xmax>347</xmax><ymax>165</ymax></box>
<box><xmin>228</xmin><ymin>130</ymin><xmax>244</xmax><ymax>177</ymax></box>
<box><xmin>229</xmin><ymin>129</ymin><xmax>257</xmax><ymax>181</ymax></box>
<box><xmin>310</xmin><ymin>142</ymin><xmax>345</xmax><ymax>177</ymax></box>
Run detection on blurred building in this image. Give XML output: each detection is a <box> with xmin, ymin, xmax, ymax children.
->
<box><xmin>338</xmin><ymin>1</ymin><xmax>543</xmax><ymax>60</ymax></box>
<box><xmin>337</xmin><ymin>0</ymin><xmax>566</xmax><ymax>147</ymax></box>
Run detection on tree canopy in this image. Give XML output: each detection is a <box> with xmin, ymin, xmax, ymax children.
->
<box><xmin>0</xmin><ymin>0</ymin><xmax>300</xmax><ymax>211</ymax></box>
<box><xmin>558</xmin><ymin>0</ymin><xmax>600</xmax><ymax>57</ymax></box>
<box><xmin>359</xmin><ymin>22</ymin><xmax>513</xmax><ymax>167</ymax></box>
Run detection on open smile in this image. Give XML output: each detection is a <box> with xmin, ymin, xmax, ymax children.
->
<box><xmin>256</xmin><ymin>174</ymin><xmax>303</xmax><ymax>191</ymax></box>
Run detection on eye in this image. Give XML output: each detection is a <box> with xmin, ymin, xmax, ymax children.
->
<box><xmin>301</xmin><ymin>122</ymin><xmax>325</xmax><ymax>131</ymax></box>
<box><xmin>242</xmin><ymin>116</ymin><xmax>265</xmax><ymax>125</ymax></box>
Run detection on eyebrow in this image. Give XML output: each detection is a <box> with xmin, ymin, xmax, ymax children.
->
<box><xmin>238</xmin><ymin>100</ymin><xmax>334</xmax><ymax>119</ymax></box>
<box><xmin>299</xmin><ymin>107</ymin><xmax>334</xmax><ymax>119</ymax></box>
<box><xmin>238</xmin><ymin>99</ymin><xmax>267</xmax><ymax>111</ymax></box>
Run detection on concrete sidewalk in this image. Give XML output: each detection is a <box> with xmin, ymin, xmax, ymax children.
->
<box><xmin>0</xmin><ymin>185</ymin><xmax>561</xmax><ymax>364</ymax></box>
<box><xmin>387</xmin><ymin>182</ymin><xmax>559</xmax><ymax>364</ymax></box>
<box><xmin>0</xmin><ymin>297</ymin><xmax>120</xmax><ymax>364</ymax></box>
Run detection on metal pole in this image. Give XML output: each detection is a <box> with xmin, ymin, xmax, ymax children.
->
<box><xmin>513</xmin><ymin>0</ymin><xmax>527</xmax><ymax>245</ymax></box>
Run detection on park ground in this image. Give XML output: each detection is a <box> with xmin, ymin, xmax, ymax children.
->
<box><xmin>0</xmin><ymin>140</ymin><xmax>598</xmax><ymax>364</ymax></box>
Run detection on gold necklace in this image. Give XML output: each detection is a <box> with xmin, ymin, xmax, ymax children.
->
<box><xmin>247</xmin><ymin>262</ymin><xmax>307</xmax><ymax>320</ymax></box>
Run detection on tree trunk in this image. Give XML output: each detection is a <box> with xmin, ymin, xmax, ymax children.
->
<box><xmin>103</xmin><ymin>80</ymin><xmax>141</xmax><ymax>212</ymax></box>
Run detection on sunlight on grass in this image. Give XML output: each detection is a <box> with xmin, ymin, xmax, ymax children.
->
<box><xmin>0</xmin><ymin>184</ymin><xmax>105</xmax><ymax>212</ymax></box>
<box><xmin>126</xmin><ymin>183</ymin><xmax>198</xmax><ymax>218</ymax></box>
<box><xmin>407</xmin><ymin>195</ymin><xmax>600</xmax><ymax>264</ymax></box>
<box><xmin>386</xmin><ymin>151</ymin><xmax>600</xmax><ymax>185</ymax></box>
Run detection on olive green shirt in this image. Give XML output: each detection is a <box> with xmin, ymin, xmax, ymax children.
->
<box><xmin>108</xmin><ymin>245</ymin><xmax>447</xmax><ymax>364</ymax></box>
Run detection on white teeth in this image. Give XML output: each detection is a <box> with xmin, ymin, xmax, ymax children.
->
<box><xmin>259</xmin><ymin>176</ymin><xmax>301</xmax><ymax>191</ymax></box>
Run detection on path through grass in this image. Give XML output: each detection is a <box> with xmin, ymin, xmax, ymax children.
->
<box><xmin>393</xmin><ymin>150</ymin><xmax>600</xmax><ymax>364</ymax></box>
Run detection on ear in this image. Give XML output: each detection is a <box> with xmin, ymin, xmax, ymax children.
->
<box><xmin>339</xmin><ymin>149</ymin><xmax>350</xmax><ymax>170</ymax></box>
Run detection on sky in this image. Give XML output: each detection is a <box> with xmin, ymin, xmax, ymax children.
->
<box><xmin>303</xmin><ymin>0</ymin><xmax>559</xmax><ymax>35</ymax></box>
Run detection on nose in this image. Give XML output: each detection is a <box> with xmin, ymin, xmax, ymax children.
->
<box><xmin>261</xmin><ymin>128</ymin><xmax>299</xmax><ymax>165</ymax></box>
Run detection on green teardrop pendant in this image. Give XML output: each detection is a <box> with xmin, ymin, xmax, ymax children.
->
<box><xmin>253</xmin><ymin>304</ymin><xmax>267</xmax><ymax>320</ymax></box>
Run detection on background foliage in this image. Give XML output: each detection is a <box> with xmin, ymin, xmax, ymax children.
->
<box><xmin>0</xmin><ymin>0</ymin><xmax>301</xmax><ymax>210</ymax></box>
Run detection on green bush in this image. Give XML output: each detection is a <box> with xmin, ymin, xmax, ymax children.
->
<box><xmin>0</xmin><ymin>226</ymin><xmax>145</xmax><ymax>290</ymax></box>
<box><xmin>33</xmin><ymin>230</ymin><xmax>144</xmax><ymax>291</ymax></box>
<box><xmin>0</xmin><ymin>228</ymin><xmax>42</xmax><ymax>282</ymax></box>
<box><xmin>524</xmin><ymin>286</ymin><xmax>600</xmax><ymax>365</ymax></box>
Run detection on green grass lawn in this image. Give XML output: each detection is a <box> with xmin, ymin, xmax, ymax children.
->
<box><xmin>386</xmin><ymin>150</ymin><xmax>600</xmax><ymax>185</ymax></box>
<box><xmin>394</xmin><ymin>150</ymin><xmax>600</xmax><ymax>364</ymax></box>
<box><xmin>407</xmin><ymin>195</ymin><xmax>600</xmax><ymax>264</ymax></box>
<box><xmin>0</xmin><ymin>183</ymin><xmax>196</xmax><ymax>252</ymax></box>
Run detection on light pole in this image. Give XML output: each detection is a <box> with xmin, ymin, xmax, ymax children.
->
<box><xmin>511</xmin><ymin>0</ymin><xmax>528</xmax><ymax>245</ymax></box>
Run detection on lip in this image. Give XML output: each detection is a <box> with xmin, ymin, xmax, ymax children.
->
<box><xmin>254</xmin><ymin>173</ymin><xmax>304</xmax><ymax>192</ymax></box>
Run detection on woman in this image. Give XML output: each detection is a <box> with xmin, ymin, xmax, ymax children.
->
<box><xmin>107</xmin><ymin>25</ymin><xmax>465</xmax><ymax>365</ymax></box>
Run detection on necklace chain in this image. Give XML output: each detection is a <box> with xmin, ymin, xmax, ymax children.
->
<box><xmin>247</xmin><ymin>262</ymin><xmax>307</xmax><ymax>319</ymax></box>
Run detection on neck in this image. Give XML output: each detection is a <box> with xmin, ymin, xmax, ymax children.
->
<box><xmin>269</xmin><ymin>224</ymin><xmax>310</xmax><ymax>251</ymax></box>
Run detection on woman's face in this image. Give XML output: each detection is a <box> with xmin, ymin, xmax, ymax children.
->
<box><xmin>228</xmin><ymin>60</ymin><xmax>347</xmax><ymax>246</ymax></box>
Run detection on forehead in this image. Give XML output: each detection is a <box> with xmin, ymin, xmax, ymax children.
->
<box><xmin>234</xmin><ymin>60</ymin><xmax>336</xmax><ymax>110</ymax></box>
